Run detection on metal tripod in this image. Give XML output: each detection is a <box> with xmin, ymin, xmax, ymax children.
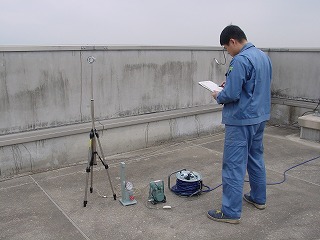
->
<box><xmin>83</xmin><ymin>56</ymin><xmax>116</xmax><ymax>207</ymax></box>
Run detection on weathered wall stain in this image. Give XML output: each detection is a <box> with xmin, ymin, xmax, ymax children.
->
<box><xmin>1</xmin><ymin>49</ymin><xmax>319</xmax><ymax>137</ymax></box>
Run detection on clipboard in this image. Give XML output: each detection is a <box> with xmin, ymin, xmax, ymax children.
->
<box><xmin>198</xmin><ymin>81</ymin><xmax>223</xmax><ymax>92</ymax></box>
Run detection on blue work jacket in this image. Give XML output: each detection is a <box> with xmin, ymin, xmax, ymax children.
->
<box><xmin>216</xmin><ymin>43</ymin><xmax>272</xmax><ymax>125</ymax></box>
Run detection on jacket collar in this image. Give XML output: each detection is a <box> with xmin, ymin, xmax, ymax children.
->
<box><xmin>240</xmin><ymin>42</ymin><xmax>255</xmax><ymax>53</ymax></box>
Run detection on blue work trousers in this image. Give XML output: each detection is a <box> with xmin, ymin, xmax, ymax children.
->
<box><xmin>221</xmin><ymin>122</ymin><xmax>267</xmax><ymax>218</ymax></box>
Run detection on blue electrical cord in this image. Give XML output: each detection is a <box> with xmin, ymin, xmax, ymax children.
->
<box><xmin>258</xmin><ymin>154</ymin><xmax>320</xmax><ymax>186</ymax></box>
<box><xmin>170</xmin><ymin>154</ymin><xmax>320</xmax><ymax>196</ymax></box>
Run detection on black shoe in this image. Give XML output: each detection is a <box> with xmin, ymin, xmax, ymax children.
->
<box><xmin>243</xmin><ymin>193</ymin><xmax>266</xmax><ymax>210</ymax></box>
<box><xmin>207</xmin><ymin>209</ymin><xmax>240</xmax><ymax>224</ymax></box>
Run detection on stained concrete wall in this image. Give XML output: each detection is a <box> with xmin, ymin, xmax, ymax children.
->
<box><xmin>0</xmin><ymin>47</ymin><xmax>228</xmax><ymax>135</ymax></box>
<box><xmin>0</xmin><ymin>46</ymin><xmax>319</xmax><ymax>178</ymax></box>
<box><xmin>0</xmin><ymin>46</ymin><xmax>227</xmax><ymax>178</ymax></box>
<box><xmin>269</xmin><ymin>49</ymin><xmax>320</xmax><ymax>100</ymax></box>
<box><xmin>267</xmin><ymin>49</ymin><xmax>320</xmax><ymax>126</ymax></box>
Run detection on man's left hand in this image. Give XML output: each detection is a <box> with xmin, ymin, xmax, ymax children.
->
<box><xmin>212</xmin><ymin>91</ymin><xmax>219</xmax><ymax>100</ymax></box>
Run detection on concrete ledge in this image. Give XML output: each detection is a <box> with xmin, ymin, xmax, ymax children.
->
<box><xmin>270</xmin><ymin>98</ymin><xmax>319</xmax><ymax>126</ymax></box>
<box><xmin>1</xmin><ymin>45</ymin><xmax>320</xmax><ymax>52</ymax></box>
<box><xmin>0</xmin><ymin>104</ymin><xmax>222</xmax><ymax>147</ymax></box>
<box><xmin>0</xmin><ymin>105</ymin><xmax>223</xmax><ymax>178</ymax></box>
<box><xmin>271</xmin><ymin>97</ymin><xmax>319</xmax><ymax>109</ymax></box>
<box><xmin>298</xmin><ymin>114</ymin><xmax>320</xmax><ymax>142</ymax></box>
<box><xmin>0</xmin><ymin>45</ymin><xmax>224</xmax><ymax>52</ymax></box>
<box><xmin>298</xmin><ymin>114</ymin><xmax>320</xmax><ymax>129</ymax></box>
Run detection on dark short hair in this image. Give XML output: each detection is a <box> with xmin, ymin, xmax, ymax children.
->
<box><xmin>220</xmin><ymin>25</ymin><xmax>247</xmax><ymax>46</ymax></box>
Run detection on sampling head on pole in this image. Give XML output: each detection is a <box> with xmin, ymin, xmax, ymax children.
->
<box><xmin>87</xmin><ymin>56</ymin><xmax>96</xmax><ymax>64</ymax></box>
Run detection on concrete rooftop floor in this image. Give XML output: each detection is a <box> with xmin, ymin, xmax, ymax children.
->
<box><xmin>0</xmin><ymin>126</ymin><xmax>320</xmax><ymax>240</ymax></box>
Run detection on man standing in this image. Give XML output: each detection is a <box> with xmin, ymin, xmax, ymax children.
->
<box><xmin>208</xmin><ymin>25</ymin><xmax>272</xmax><ymax>224</ymax></box>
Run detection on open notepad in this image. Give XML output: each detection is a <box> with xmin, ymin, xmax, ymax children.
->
<box><xmin>198</xmin><ymin>81</ymin><xmax>223</xmax><ymax>92</ymax></box>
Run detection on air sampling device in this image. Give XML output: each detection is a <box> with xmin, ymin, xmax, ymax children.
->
<box><xmin>148</xmin><ymin>180</ymin><xmax>166</xmax><ymax>204</ymax></box>
<box><xmin>119</xmin><ymin>162</ymin><xmax>137</xmax><ymax>206</ymax></box>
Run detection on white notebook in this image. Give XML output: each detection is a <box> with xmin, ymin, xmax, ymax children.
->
<box><xmin>198</xmin><ymin>81</ymin><xmax>223</xmax><ymax>92</ymax></box>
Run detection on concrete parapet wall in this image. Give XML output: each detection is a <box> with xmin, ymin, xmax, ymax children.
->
<box><xmin>0</xmin><ymin>46</ymin><xmax>226</xmax><ymax>178</ymax></box>
<box><xmin>0</xmin><ymin>46</ymin><xmax>227</xmax><ymax>135</ymax></box>
<box><xmin>267</xmin><ymin>49</ymin><xmax>320</xmax><ymax>126</ymax></box>
<box><xmin>268</xmin><ymin>49</ymin><xmax>320</xmax><ymax>100</ymax></box>
<box><xmin>1</xmin><ymin>46</ymin><xmax>319</xmax><ymax>178</ymax></box>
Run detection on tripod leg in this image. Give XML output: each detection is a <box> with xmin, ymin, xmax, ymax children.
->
<box><xmin>90</xmin><ymin>138</ymin><xmax>95</xmax><ymax>193</ymax></box>
<box><xmin>90</xmin><ymin>165</ymin><xmax>93</xmax><ymax>193</ymax></box>
<box><xmin>83</xmin><ymin>147</ymin><xmax>92</xmax><ymax>207</ymax></box>
<box><xmin>94</xmin><ymin>131</ymin><xmax>117</xmax><ymax>200</ymax></box>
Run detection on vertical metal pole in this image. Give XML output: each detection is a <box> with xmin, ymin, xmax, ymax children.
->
<box><xmin>90</xmin><ymin>61</ymin><xmax>95</xmax><ymax>131</ymax></box>
<box><xmin>83</xmin><ymin>56</ymin><xmax>96</xmax><ymax>207</ymax></box>
<box><xmin>90</xmin><ymin>61</ymin><xmax>95</xmax><ymax>192</ymax></box>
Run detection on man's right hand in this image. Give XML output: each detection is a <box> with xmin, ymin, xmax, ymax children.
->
<box><xmin>219</xmin><ymin>81</ymin><xmax>226</xmax><ymax>88</ymax></box>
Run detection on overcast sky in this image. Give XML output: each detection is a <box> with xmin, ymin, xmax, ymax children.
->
<box><xmin>1</xmin><ymin>0</ymin><xmax>319</xmax><ymax>48</ymax></box>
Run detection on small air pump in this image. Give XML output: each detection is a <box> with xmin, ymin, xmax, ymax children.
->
<box><xmin>119</xmin><ymin>162</ymin><xmax>137</xmax><ymax>206</ymax></box>
<box><xmin>148</xmin><ymin>180</ymin><xmax>166</xmax><ymax>204</ymax></box>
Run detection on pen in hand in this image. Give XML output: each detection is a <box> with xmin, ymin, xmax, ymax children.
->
<box><xmin>219</xmin><ymin>81</ymin><xmax>226</xmax><ymax>88</ymax></box>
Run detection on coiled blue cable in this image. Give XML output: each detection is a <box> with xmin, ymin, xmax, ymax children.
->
<box><xmin>171</xmin><ymin>179</ymin><xmax>202</xmax><ymax>196</ymax></box>
<box><xmin>171</xmin><ymin>179</ymin><xmax>216</xmax><ymax>196</ymax></box>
